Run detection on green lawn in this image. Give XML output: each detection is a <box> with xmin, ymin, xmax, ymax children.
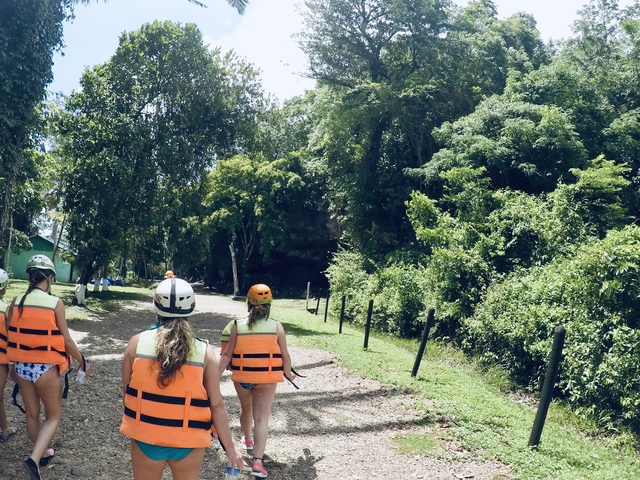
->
<box><xmin>272</xmin><ymin>299</ymin><xmax>640</xmax><ymax>480</ymax></box>
<box><xmin>2</xmin><ymin>279</ymin><xmax>153</xmax><ymax>320</ymax></box>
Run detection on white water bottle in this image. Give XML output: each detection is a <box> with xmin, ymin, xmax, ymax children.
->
<box><xmin>224</xmin><ymin>466</ymin><xmax>239</xmax><ymax>479</ymax></box>
<box><xmin>76</xmin><ymin>360</ymin><xmax>89</xmax><ymax>385</ymax></box>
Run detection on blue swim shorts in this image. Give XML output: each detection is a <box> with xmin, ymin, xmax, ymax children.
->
<box><xmin>135</xmin><ymin>440</ymin><xmax>194</xmax><ymax>461</ymax></box>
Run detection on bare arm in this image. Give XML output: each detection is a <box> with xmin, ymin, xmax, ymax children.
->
<box><xmin>276</xmin><ymin>322</ymin><xmax>294</xmax><ymax>380</ymax></box>
<box><xmin>218</xmin><ymin>323</ymin><xmax>237</xmax><ymax>376</ymax></box>
<box><xmin>203</xmin><ymin>345</ymin><xmax>243</xmax><ymax>471</ymax></box>
<box><xmin>121</xmin><ymin>334</ymin><xmax>139</xmax><ymax>402</ymax></box>
<box><xmin>55</xmin><ymin>299</ymin><xmax>89</xmax><ymax>373</ymax></box>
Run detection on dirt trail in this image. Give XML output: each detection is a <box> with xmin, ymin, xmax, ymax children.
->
<box><xmin>0</xmin><ymin>291</ymin><xmax>512</xmax><ymax>479</ymax></box>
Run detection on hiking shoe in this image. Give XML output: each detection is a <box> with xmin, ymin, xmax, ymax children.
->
<box><xmin>250</xmin><ymin>460</ymin><xmax>268</xmax><ymax>478</ymax></box>
<box><xmin>241</xmin><ymin>436</ymin><xmax>254</xmax><ymax>452</ymax></box>
<box><xmin>23</xmin><ymin>458</ymin><xmax>42</xmax><ymax>480</ymax></box>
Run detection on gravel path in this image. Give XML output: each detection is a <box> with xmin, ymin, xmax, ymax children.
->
<box><xmin>0</xmin><ymin>290</ymin><xmax>512</xmax><ymax>479</ymax></box>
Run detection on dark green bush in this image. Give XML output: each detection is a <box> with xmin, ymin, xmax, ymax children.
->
<box><xmin>464</xmin><ymin>225</ymin><xmax>640</xmax><ymax>428</ymax></box>
<box><xmin>325</xmin><ymin>250</ymin><xmax>429</xmax><ymax>338</ymax></box>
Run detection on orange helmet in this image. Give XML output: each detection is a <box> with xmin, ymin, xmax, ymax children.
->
<box><xmin>165</xmin><ymin>270</ymin><xmax>175</xmax><ymax>278</ymax></box>
<box><xmin>247</xmin><ymin>284</ymin><xmax>272</xmax><ymax>305</ymax></box>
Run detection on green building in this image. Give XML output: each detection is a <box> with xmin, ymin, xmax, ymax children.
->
<box><xmin>7</xmin><ymin>235</ymin><xmax>78</xmax><ymax>283</ymax></box>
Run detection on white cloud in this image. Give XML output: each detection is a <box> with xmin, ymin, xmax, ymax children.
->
<box><xmin>205</xmin><ymin>1</ymin><xmax>315</xmax><ymax>102</ymax></box>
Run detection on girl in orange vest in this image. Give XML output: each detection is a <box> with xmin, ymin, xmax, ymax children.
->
<box><xmin>120</xmin><ymin>277</ymin><xmax>243</xmax><ymax>479</ymax></box>
<box><xmin>6</xmin><ymin>255</ymin><xmax>89</xmax><ymax>480</ymax></box>
<box><xmin>0</xmin><ymin>268</ymin><xmax>17</xmax><ymax>443</ymax></box>
<box><xmin>219</xmin><ymin>284</ymin><xmax>295</xmax><ymax>478</ymax></box>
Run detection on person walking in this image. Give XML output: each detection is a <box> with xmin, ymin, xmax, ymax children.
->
<box><xmin>0</xmin><ymin>268</ymin><xmax>17</xmax><ymax>443</ymax></box>
<box><xmin>120</xmin><ymin>277</ymin><xmax>243</xmax><ymax>480</ymax></box>
<box><xmin>6</xmin><ymin>255</ymin><xmax>89</xmax><ymax>480</ymax></box>
<box><xmin>219</xmin><ymin>283</ymin><xmax>295</xmax><ymax>478</ymax></box>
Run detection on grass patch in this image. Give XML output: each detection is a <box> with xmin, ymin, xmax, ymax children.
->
<box><xmin>3</xmin><ymin>279</ymin><xmax>153</xmax><ymax>321</ymax></box>
<box><xmin>272</xmin><ymin>299</ymin><xmax>640</xmax><ymax>480</ymax></box>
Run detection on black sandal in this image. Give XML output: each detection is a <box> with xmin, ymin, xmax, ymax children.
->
<box><xmin>23</xmin><ymin>458</ymin><xmax>42</xmax><ymax>480</ymax></box>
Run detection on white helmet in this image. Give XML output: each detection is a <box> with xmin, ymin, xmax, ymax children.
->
<box><xmin>26</xmin><ymin>254</ymin><xmax>56</xmax><ymax>276</ymax></box>
<box><xmin>153</xmin><ymin>277</ymin><xmax>195</xmax><ymax>318</ymax></box>
<box><xmin>0</xmin><ymin>268</ymin><xmax>8</xmax><ymax>289</ymax></box>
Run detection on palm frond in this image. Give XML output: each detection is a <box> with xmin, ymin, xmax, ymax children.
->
<box><xmin>225</xmin><ymin>0</ymin><xmax>248</xmax><ymax>15</ymax></box>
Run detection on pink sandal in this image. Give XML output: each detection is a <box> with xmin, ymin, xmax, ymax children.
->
<box><xmin>39</xmin><ymin>447</ymin><xmax>55</xmax><ymax>467</ymax></box>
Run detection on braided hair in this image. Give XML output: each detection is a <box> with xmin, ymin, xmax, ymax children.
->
<box><xmin>17</xmin><ymin>268</ymin><xmax>54</xmax><ymax>316</ymax></box>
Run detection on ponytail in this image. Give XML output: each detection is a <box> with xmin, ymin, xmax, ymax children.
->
<box><xmin>17</xmin><ymin>269</ymin><xmax>52</xmax><ymax>316</ymax></box>
<box><xmin>247</xmin><ymin>304</ymin><xmax>270</xmax><ymax>330</ymax></box>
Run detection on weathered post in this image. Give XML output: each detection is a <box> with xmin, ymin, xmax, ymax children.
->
<box><xmin>363</xmin><ymin>298</ymin><xmax>374</xmax><ymax>350</ymax></box>
<box><xmin>323</xmin><ymin>293</ymin><xmax>330</xmax><ymax>323</ymax></box>
<box><xmin>305</xmin><ymin>282</ymin><xmax>311</xmax><ymax>310</ymax></box>
<box><xmin>528</xmin><ymin>325</ymin><xmax>566</xmax><ymax>448</ymax></box>
<box><xmin>339</xmin><ymin>295</ymin><xmax>346</xmax><ymax>333</ymax></box>
<box><xmin>411</xmin><ymin>308</ymin><xmax>435</xmax><ymax>377</ymax></box>
<box><xmin>315</xmin><ymin>289</ymin><xmax>322</xmax><ymax>315</ymax></box>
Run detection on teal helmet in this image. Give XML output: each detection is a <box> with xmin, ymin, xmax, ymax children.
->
<box><xmin>26</xmin><ymin>254</ymin><xmax>56</xmax><ymax>276</ymax></box>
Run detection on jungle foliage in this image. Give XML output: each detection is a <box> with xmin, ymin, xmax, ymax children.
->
<box><xmin>4</xmin><ymin>0</ymin><xmax>640</xmax><ymax>433</ymax></box>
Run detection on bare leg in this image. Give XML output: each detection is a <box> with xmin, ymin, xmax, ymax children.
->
<box><xmin>130</xmin><ymin>440</ymin><xmax>204</xmax><ymax>480</ymax></box>
<box><xmin>167</xmin><ymin>448</ymin><xmax>205</xmax><ymax>480</ymax></box>
<box><xmin>234</xmin><ymin>383</ymin><xmax>254</xmax><ymax>441</ymax></box>
<box><xmin>0</xmin><ymin>364</ymin><xmax>9</xmax><ymax>434</ymax></box>
<box><xmin>130</xmin><ymin>440</ymin><xmax>167</xmax><ymax>480</ymax></box>
<box><xmin>28</xmin><ymin>367</ymin><xmax>62</xmax><ymax>463</ymax></box>
<box><xmin>250</xmin><ymin>383</ymin><xmax>277</xmax><ymax>460</ymax></box>
<box><xmin>16</xmin><ymin>376</ymin><xmax>42</xmax><ymax>446</ymax></box>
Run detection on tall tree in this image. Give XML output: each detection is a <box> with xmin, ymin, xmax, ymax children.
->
<box><xmin>300</xmin><ymin>0</ymin><xmax>549</xmax><ymax>257</ymax></box>
<box><xmin>0</xmin><ymin>0</ymin><xmax>72</xmax><ymax>266</ymax></box>
<box><xmin>204</xmin><ymin>155</ymin><xmax>303</xmax><ymax>294</ymax></box>
<box><xmin>57</xmin><ymin>21</ymin><xmax>263</xmax><ymax>286</ymax></box>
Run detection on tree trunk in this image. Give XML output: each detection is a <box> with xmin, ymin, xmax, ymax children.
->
<box><xmin>0</xmin><ymin>142</ymin><xmax>23</xmax><ymax>263</ymax></box>
<box><xmin>51</xmin><ymin>216</ymin><xmax>66</xmax><ymax>263</ymax></box>
<box><xmin>229</xmin><ymin>234</ymin><xmax>240</xmax><ymax>297</ymax></box>
<box><xmin>101</xmin><ymin>265</ymin><xmax>109</xmax><ymax>292</ymax></box>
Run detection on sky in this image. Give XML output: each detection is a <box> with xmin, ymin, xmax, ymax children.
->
<box><xmin>50</xmin><ymin>0</ymin><xmax>637</xmax><ymax>103</ymax></box>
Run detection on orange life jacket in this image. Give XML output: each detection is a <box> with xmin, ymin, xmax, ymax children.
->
<box><xmin>120</xmin><ymin>328</ymin><xmax>213</xmax><ymax>448</ymax></box>
<box><xmin>7</xmin><ymin>290</ymin><xmax>70</xmax><ymax>374</ymax></box>
<box><xmin>230</xmin><ymin>317</ymin><xmax>284</xmax><ymax>384</ymax></box>
<box><xmin>0</xmin><ymin>300</ymin><xmax>7</xmax><ymax>365</ymax></box>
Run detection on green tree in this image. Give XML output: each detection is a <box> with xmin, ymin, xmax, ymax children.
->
<box><xmin>204</xmin><ymin>154</ymin><xmax>303</xmax><ymax>294</ymax></box>
<box><xmin>418</xmin><ymin>96</ymin><xmax>588</xmax><ymax>195</ymax></box>
<box><xmin>58</xmin><ymin>21</ymin><xmax>263</xmax><ymax>283</ymax></box>
<box><xmin>0</xmin><ymin>0</ymin><xmax>73</xmax><ymax>266</ymax></box>
<box><xmin>300</xmin><ymin>0</ymin><xmax>549</xmax><ymax>257</ymax></box>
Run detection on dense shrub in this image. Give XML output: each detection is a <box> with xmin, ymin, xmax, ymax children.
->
<box><xmin>324</xmin><ymin>249</ymin><xmax>371</xmax><ymax>324</ymax></box>
<box><xmin>365</xmin><ymin>264</ymin><xmax>428</xmax><ymax>338</ymax></box>
<box><xmin>325</xmin><ymin>250</ymin><xmax>429</xmax><ymax>338</ymax></box>
<box><xmin>465</xmin><ymin>225</ymin><xmax>640</xmax><ymax>429</ymax></box>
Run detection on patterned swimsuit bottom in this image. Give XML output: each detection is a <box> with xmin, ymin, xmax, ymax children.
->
<box><xmin>14</xmin><ymin>362</ymin><xmax>55</xmax><ymax>383</ymax></box>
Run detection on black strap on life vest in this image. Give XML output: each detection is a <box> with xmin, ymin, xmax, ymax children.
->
<box><xmin>125</xmin><ymin>386</ymin><xmax>210</xmax><ymax>408</ymax></box>
<box><xmin>291</xmin><ymin>366</ymin><xmax>306</xmax><ymax>378</ymax></box>
<box><xmin>11</xmin><ymin>384</ymin><xmax>26</xmax><ymax>413</ymax></box>
<box><xmin>123</xmin><ymin>407</ymin><xmax>212</xmax><ymax>430</ymax></box>
<box><xmin>62</xmin><ymin>371</ymin><xmax>70</xmax><ymax>399</ymax></box>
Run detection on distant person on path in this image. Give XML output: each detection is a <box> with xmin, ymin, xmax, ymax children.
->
<box><xmin>6</xmin><ymin>255</ymin><xmax>89</xmax><ymax>480</ymax></box>
<box><xmin>219</xmin><ymin>283</ymin><xmax>295</xmax><ymax>478</ymax></box>
<box><xmin>120</xmin><ymin>277</ymin><xmax>242</xmax><ymax>480</ymax></box>
<box><xmin>0</xmin><ymin>268</ymin><xmax>17</xmax><ymax>444</ymax></box>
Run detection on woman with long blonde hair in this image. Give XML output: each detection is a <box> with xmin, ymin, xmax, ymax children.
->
<box><xmin>121</xmin><ymin>277</ymin><xmax>242</xmax><ymax>479</ymax></box>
